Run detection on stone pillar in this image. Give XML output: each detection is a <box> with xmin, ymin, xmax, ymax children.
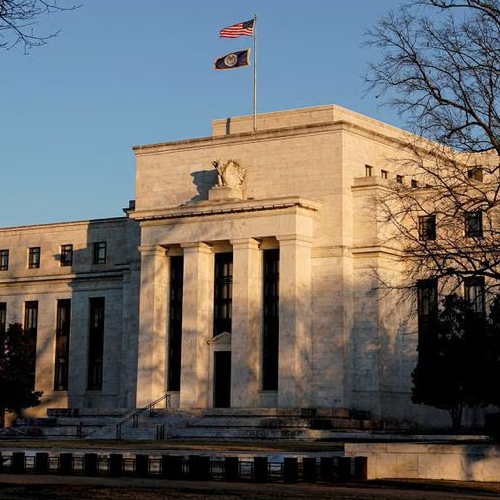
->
<box><xmin>179</xmin><ymin>242</ymin><xmax>213</xmax><ymax>408</ymax></box>
<box><xmin>230</xmin><ymin>238</ymin><xmax>262</xmax><ymax>407</ymax></box>
<box><xmin>276</xmin><ymin>235</ymin><xmax>313</xmax><ymax>407</ymax></box>
<box><xmin>136</xmin><ymin>245</ymin><xmax>168</xmax><ymax>407</ymax></box>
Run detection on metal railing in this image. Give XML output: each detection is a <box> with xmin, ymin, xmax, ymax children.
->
<box><xmin>115</xmin><ymin>393</ymin><xmax>170</xmax><ymax>439</ymax></box>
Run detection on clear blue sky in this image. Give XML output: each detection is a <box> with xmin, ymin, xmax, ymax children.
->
<box><xmin>0</xmin><ymin>0</ymin><xmax>405</xmax><ymax>227</ymax></box>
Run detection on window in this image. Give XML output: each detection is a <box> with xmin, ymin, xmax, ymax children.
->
<box><xmin>417</xmin><ymin>279</ymin><xmax>438</xmax><ymax>358</ymax></box>
<box><xmin>418</xmin><ymin>215</ymin><xmax>436</xmax><ymax>241</ymax></box>
<box><xmin>54</xmin><ymin>299</ymin><xmax>71</xmax><ymax>391</ymax></box>
<box><xmin>0</xmin><ymin>249</ymin><xmax>8</xmax><ymax>271</ymax></box>
<box><xmin>365</xmin><ymin>165</ymin><xmax>373</xmax><ymax>177</ymax></box>
<box><xmin>465</xmin><ymin>277</ymin><xmax>485</xmax><ymax>315</ymax></box>
<box><xmin>60</xmin><ymin>244</ymin><xmax>73</xmax><ymax>266</ymax></box>
<box><xmin>411</xmin><ymin>179</ymin><xmax>418</xmax><ymax>188</ymax></box>
<box><xmin>465</xmin><ymin>211</ymin><xmax>483</xmax><ymax>237</ymax></box>
<box><xmin>262</xmin><ymin>249</ymin><xmax>279</xmax><ymax>391</ymax></box>
<box><xmin>468</xmin><ymin>166</ymin><xmax>483</xmax><ymax>182</ymax></box>
<box><xmin>396</xmin><ymin>175</ymin><xmax>403</xmax><ymax>184</ymax></box>
<box><xmin>168</xmin><ymin>256</ymin><xmax>183</xmax><ymax>391</ymax></box>
<box><xmin>24</xmin><ymin>301</ymin><xmax>38</xmax><ymax>390</ymax></box>
<box><xmin>92</xmin><ymin>242</ymin><xmax>106</xmax><ymax>265</ymax></box>
<box><xmin>28</xmin><ymin>247</ymin><xmax>40</xmax><ymax>269</ymax></box>
<box><xmin>0</xmin><ymin>303</ymin><xmax>6</xmax><ymax>336</ymax></box>
<box><xmin>381</xmin><ymin>170</ymin><xmax>388</xmax><ymax>179</ymax></box>
<box><xmin>87</xmin><ymin>297</ymin><xmax>105</xmax><ymax>390</ymax></box>
<box><xmin>213</xmin><ymin>253</ymin><xmax>233</xmax><ymax>336</ymax></box>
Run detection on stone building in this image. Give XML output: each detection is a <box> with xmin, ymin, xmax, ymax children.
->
<box><xmin>0</xmin><ymin>105</ymin><xmax>471</xmax><ymax>426</ymax></box>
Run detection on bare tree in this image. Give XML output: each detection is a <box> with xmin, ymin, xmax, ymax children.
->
<box><xmin>0</xmin><ymin>0</ymin><xmax>79</xmax><ymax>53</ymax></box>
<box><xmin>365</xmin><ymin>0</ymin><xmax>500</xmax><ymax>295</ymax></box>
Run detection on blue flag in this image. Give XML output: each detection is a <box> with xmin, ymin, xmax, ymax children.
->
<box><xmin>214</xmin><ymin>49</ymin><xmax>251</xmax><ymax>70</ymax></box>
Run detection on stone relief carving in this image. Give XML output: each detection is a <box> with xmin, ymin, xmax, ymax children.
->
<box><xmin>212</xmin><ymin>159</ymin><xmax>246</xmax><ymax>188</ymax></box>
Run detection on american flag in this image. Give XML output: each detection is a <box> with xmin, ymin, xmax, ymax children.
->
<box><xmin>219</xmin><ymin>19</ymin><xmax>254</xmax><ymax>38</ymax></box>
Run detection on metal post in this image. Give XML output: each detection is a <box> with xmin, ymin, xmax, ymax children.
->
<box><xmin>253</xmin><ymin>13</ymin><xmax>257</xmax><ymax>133</ymax></box>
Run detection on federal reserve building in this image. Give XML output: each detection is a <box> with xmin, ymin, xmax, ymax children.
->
<box><xmin>0</xmin><ymin>105</ymin><xmax>493</xmax><ymax>433</ymax></box>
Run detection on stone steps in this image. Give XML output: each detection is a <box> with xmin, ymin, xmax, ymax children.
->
<box><xmin>14</xmin><ymin>406</ymin><xmax>382</xmax><ymax>440</ymax></box>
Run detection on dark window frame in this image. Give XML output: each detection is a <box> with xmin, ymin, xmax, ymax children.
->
<box><xmin>465</xmin><ymin>211</ymin><xmax>483</xmax><ymax>238</ymax></box>
<box><xmin>381</xmin><ymin>169</ymin><xmax>388</xmax><ymax>179</ymax></box>
<box><xmin>167</xmin><ymin>256</ymin><xmax>183</xmax><ymax>391</ymax></box>
<box><xmin>0</xmin><ymin>302</ymin><xmax>6</xmax><ymax>336</ymax></box>
<box><xmin>60</xmin><ymin>244</ymin><xmax>73</xmax><ymax>267</ymax></box>
<box><xmin>365</xmin><ymin>165</ymin><xmax>373</xmax><ymax>177</ymax></box>
<box><xmin>0</xmin><ymin>249</ymin><xmax>9</xmax><ymax>271</ymax></box>
<box><xmin>396</xmin><ymin>175</ymin><xmax>403</xmax><ymax>184</ymax></box>
<box><xmin>418</xmin><ymin>215</ymin><xmax>436</xmax><ymax>241</ymax></box>
<box><xmin>213</xmin><ymin>252</ymin><xmax>233</xmax><ymax>336</ymax></box>
<box><xmin>465</xmin><ymin>277</ymin><xmax>485</xmax><ymax>316</ymax></box>
<box><xmin>262</xmin><ymin>248</ymin><xmax>279</xmax><ymax>391</ymax></box>
<box><xmin>92</xmin><ymin>242</ymin><xmax>106</xmax><ymax>265</ymax></box>
<box><xmin>28</xmin><ymin>247</ymin><xmax>41</xmax><ymax>269</ymax></box>
<box><xmin>54</xmin><ymin>299</ymin><xmax>71</xmax><ymax>391</ymax></box>
<box><xmin>87</xmin><ymin>297</ymin><xmax>105</xmax><ymax>390</ymax></box>
<box><xmin>24</xmin><ymin>301</ymin><xmax>38</xmax><ymax>390</ymax></box>
<box><xmin>468</xmin><ymin>166</ymin><xmax>483</xmax><ymax>182</ymax></box>
<box><xmin>417</xmin><ymin>279</ymin><xmax>438</xmax><ymax>359</ymax></box>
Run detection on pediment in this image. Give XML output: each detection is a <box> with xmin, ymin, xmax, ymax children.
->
<box><xmin>207</xmin><ymin>331</ymin><xmax>231</xmax><ymax>345</ymax></box>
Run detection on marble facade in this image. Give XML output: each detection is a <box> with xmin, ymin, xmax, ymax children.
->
<box><xmin>0</xmin><ymin>105</ymin><xmax>461</xmax><ymax>426</ymax></box>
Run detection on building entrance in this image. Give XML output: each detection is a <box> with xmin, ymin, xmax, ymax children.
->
<box><xmin>213</xmin><ymin>351</ymin><xmax>231</xmax><ymax>408</ymax></box>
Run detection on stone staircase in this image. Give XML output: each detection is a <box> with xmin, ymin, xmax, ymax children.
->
<box><xmin>14</xmin><ymin>407</ymin><xmax>394</xmax><ymax>440</ymax></box>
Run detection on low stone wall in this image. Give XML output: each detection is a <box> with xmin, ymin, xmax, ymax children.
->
<box><xmin>345</xmin><ymin>443</ymin><xmax>500</xmax><ymax>482</ymax></box>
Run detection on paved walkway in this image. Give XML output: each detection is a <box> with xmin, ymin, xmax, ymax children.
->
<box><xmin>1</xmin><ymin>474</ymin><xmax>500</xmax><ymax>500</ymax></box>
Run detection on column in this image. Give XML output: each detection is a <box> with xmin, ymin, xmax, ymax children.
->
<box><xmin>179</xmin><ymin>242</ymin><xmax>213</xmax><ymax>408</ymax></box>
<box><xmin>277</xmin><ymin>235</ymin><xmax>313</xmax><ymax>407</ymax></box>
<box><xmin>136</xmin><ymin>245</ymin><xmax>168</xmax><ymax>407</ymax></box>
<box><xmin>230</xmin><ymin>238</ymin><xmax>262</xmax><ymax>407</ymax></box>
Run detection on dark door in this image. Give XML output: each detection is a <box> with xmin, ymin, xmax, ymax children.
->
<box><xmin>214</xmin><ymin>351</ymin><xmax>231</xmax><ymax>408</ymax></box>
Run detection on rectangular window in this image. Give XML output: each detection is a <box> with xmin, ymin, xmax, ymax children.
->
<box><xmin>262</xmin><ymin>248</ymin><xmax>279</xmax><ymax>391</ymax></box>
<box><xmin>465</xmin><ymin>211</ymin><xmax>483</xmax><ymax>237</ymax></box>
<box><xmin>418</xmin><ymin>215</ymin><xmax>436</xmax><ymax>241</ymax></box>
<box><xmin>24</xmin><ymin>301</ymin><xmax>38</xmax><ymax>390</ymax></box>
<box><xmin>417</xmin><ymin>279</ymin><xmax>438</xmax><ymax>358</ymax></box>
<box><xmin>411</xmin><ymin>179</ymin><xmax>418</xmax><ymax>188</ymax></box>
<box><xmin>365</xmin><ymin>165</ymin><xmax>373</xmax><ymax>177</ymax></box>
<box><xmin>213</xmin><ymin>253</ymin><xmax>233</xmax><ymax>336</ymax></box>
<box><xmin>381</xmin><ymin>170</ymin><xmax>388</xmax><ymax>179</ymax></box>
<box><xmin>0</xmin><ymin>249</ymin><xmax>9</xmax><ymax>271</ymax></box>
<box><xmin>60</xmin><ymin>244</ymin><xmax>73</xmax><ymax>267</ymax></box>
<box><xmin>465</xmin><ymin>277</ymin><xmax>485</xmax><ymax>315</ymax></box>
<box><xmin>92</xmin><ymin>242</ymin><xmax>106</xmax><ymax>265</ymax></box>
<box><xmin>396</xmin><ymin>175</ymin><xmax>403</xmax><ymax>184</ymax></box>
<box><xmin>168</xmin><ymin>256</ymin><xmax>183</xmax><ymax>391</ymax></box>
<box><xmin>54</xmin><ymin>299</ymin><xmax>71</xmax><ymax>391</ymax></box>
<box><xmin>28</xmin><ymin>247</ymin><xmax>40</xmax><ymax>269</ymax></box>
<box><xmin>0</xmin><ymin>302</ymin><xmax>6</xmax><ymax>336</ymax></box>
<box><xmin>87</xmin><ymin>297</ymin><xmax>105</xmax><ymax>390</ymax></box>
<box><xmin>468</xmin><ymin>166</ymin><xmax>483</xmax><ymax>182</ymax></box>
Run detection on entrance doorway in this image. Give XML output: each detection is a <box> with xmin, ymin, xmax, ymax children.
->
<box><xmin>214</xmin><ymin>351</ymin><xmax>231</xmax><ymax>408</ymax></box>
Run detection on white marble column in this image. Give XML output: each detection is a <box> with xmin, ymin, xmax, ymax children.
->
<box><xmin>230</xmin><ymin>238</ymin><xmax>262</xmax><ymax>407</ymax></box>
<box><xmin>277</xmin><ymin>235</ymin><xmax>313</xmax><ymax>407</ymax></box>
<box><xmin>136</xmin><ymin>245</ymin><xmax>168</xmax><ymax>407</ymax></box>
<box><xmin>179</xmin><ymin>242</ymin><xmax>213</xmax><ymax>408</ymax></box>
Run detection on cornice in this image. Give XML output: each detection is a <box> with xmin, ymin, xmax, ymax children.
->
<box><xmin>0</xmin><ymin>269</ymin><xmax>126</xmax><ymax>286</ymax></box>
<box><xmin>130</xmin><ymin>196</ymin><xmax>320</xmax><ymax>223</ymax></box>
<box><xmin>0</xmin><ymin>217</ymin><xmax>128</xmax><ymax>235</ymax></box>
<box><xmin>132</xmin><ymin>120</ymin><xmax>416</xmax><ymax>156</ymax></box>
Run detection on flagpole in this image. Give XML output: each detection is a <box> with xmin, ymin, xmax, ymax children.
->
<box><xmin>253</xmin><ymin>13</ymin><xmax>257</xmax><ymax>133</ymax></box>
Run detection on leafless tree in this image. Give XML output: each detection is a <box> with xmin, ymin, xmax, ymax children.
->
<box><xmin>0</xmin><ymin>0</ymin><xmax>79</xmax><ymax>53</ymax></box>
<box><xmin>365</xmin><ymin>0</ymin><xmax>500</xmax><ymax>296</ymax></box>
